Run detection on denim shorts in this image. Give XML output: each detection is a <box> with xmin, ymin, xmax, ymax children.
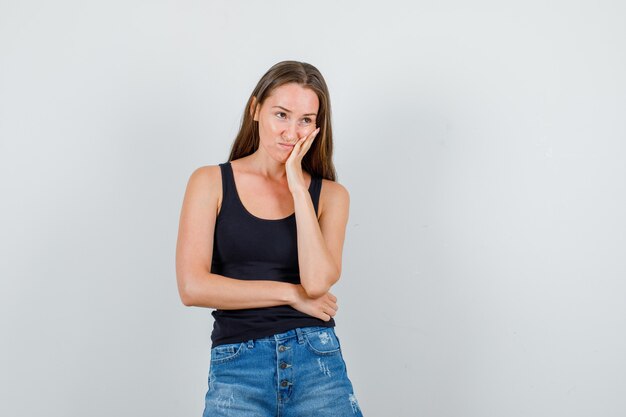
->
<box><xmin>202</xmin><ymin>325</ymin><xmax>364</xmax><ymax>417</ymax></box>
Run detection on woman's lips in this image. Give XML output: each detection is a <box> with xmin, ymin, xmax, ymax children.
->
<box><xmin>279</xmin><ymin>143</ymin><xmax>295</xmax><ymax>150</ymax></box>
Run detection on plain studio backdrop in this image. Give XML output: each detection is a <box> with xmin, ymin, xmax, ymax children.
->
<box><xmin>1</xmin><ymin>1</ymin><xmax>625</xmax><ymax>416</ymax></box>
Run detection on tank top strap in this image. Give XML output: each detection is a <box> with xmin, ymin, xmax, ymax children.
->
<box><xmin>218</xmin><ymin>161</ymin><xmax>237</xmax><ymax>209</ymax></box>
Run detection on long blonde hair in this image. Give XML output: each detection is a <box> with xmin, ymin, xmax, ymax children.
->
<box><xmin>227</xmin><ymin>60</ymin><xmax>337</xmax><ymax>181</ymax></box>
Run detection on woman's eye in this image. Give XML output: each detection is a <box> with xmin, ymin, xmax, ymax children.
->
<box><xmin>302</xmin><ymin>118</ymin><xmax>312</xmax><ymax>124</ymax></box>
<box><xmin>276</xmin><ymin>112</ymin><xmax>287</xmax><ymax>119</ymax></box>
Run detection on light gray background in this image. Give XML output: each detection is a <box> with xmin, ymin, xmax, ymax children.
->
<box><xmin>1</xmin><ymin>1</ymin><xmax>625</xmax><ymax>416</ymax></box>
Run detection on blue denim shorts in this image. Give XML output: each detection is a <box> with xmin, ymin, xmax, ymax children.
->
<box><xmin>202</xmin><ymin>325</ymin><xmax>364</xmax><ymax>416</ymax></box>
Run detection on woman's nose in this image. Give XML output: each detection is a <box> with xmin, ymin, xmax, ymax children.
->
<box><xmin>284</xmin><ymin>122</ymin><xmax>300</xmax><ymax>141</ymax></box>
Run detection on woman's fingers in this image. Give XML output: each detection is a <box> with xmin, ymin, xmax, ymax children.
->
<box><xmin>295</xmin><ymin>127</ymin><xmax>319</xmax><ymax>157</ymax></box>
<box><xmin>323</xmin><ymin>300</ymin><xmax>338</xmax><ymax>317</ymax></box>
<box><xmin>305</xmin><ymin>128</ymin><xmax>320</xmax><ymax>150</ymax></box>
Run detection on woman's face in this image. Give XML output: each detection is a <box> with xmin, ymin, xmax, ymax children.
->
<box><xmin>252</xmin><ymin>82</ymin><xmax>319</xmax><ymax>162</ymax></box>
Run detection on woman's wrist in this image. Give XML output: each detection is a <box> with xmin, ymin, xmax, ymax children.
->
<box><xmin>284</xmin><ymin>283</ymin><xmax>302</xmax><ymax>306</ymax></box>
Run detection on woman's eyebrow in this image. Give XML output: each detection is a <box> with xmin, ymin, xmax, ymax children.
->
<box><xmin>272</xmin><ymin>105</ymin><xmax>317</xmax><ymax>117</ymax></box>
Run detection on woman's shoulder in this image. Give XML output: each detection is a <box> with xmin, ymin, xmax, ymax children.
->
<box><xmin>185</xmin><ymin>164</ymin><xmax>224</xmax><ymax>203</ymax></box>
<box><xmin>320</xmin><ymin>177</ymin><xmax>349</xmax><ymax>195</ymax></box>
<box><xmin>189</xmin><ymin>164</ymin><xmax>222</xmax><ymax>185</ymax></box>
<box><xmin>319</xmin><ymin>178</ymin><xmax>350</xmax><ymax>217</ymax></box>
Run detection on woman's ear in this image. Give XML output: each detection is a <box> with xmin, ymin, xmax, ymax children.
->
<box><xmin>250</xmin><ymin>96</ymin><xmax>258</xmax><ymax>121</ymax></box>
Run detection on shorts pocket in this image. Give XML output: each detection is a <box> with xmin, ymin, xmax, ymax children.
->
<box><xmin>303</xmin><ymin>328</ymin><xmax>341</xmax><ymax>356</ymax></box>
<box><xmin>210</xmin><ymin>341</ymin><xmax>245</xmax><ymax>364</ymax></box>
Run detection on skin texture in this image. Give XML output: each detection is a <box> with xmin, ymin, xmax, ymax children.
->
<box><xmin>175</xmin><ymin>82</ymin><xmax>350</xmax><ymax>322</ymax></box>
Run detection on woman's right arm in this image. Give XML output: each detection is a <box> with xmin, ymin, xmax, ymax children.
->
<box><xmin>175</xmin><ymin>166</ymin><xmax>338</xmax><ymax>320</ymax></box>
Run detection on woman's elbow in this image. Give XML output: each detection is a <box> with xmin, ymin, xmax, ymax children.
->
<box><xmin>302</xmin><ymin>272</ymin><xmax>339</xmax><ymax>299</ymax></box>
<box><xmin>301</xmin><ymin>285</ymin><xmax>328</xmax><ymax>299</ymax></box>
<box><xmin>177</xmin><ymin>275</ymin><xmax>197</xmax><ymax>307</ymax></box>
<box><xmin>179</xmin><ymin>287</ymin><xmax>195</xmax><ymax>307</ymax></box>
<box><xmin>180</xmin><ymin>292</ymin><xmax>195</xmax><ymax>307</ymax></box>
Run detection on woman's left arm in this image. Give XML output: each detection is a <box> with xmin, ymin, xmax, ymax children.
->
<box><xmin>292</xmin><ymin>181</ymin><xmax>350</xmax><ymax>298</ymax></box>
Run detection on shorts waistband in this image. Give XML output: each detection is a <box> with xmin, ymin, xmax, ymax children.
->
<box><xmin>245</xmin><ymin>326</ymin><xmax>333</xmax><ymax>348</ymax></box>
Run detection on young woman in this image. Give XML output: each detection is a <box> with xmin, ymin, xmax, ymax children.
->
<box><xmin>176</xmin><ymin>60</ymin><xmax>363</xmax><ymax>416</ymax></box>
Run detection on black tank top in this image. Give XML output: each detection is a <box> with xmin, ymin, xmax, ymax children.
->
<box><xmin>209</xmin><ymin>161</ymin><xmax>335</xmax><ymax>347</ymax></box>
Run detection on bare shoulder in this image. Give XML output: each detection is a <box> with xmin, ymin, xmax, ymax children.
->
<box><xmin>185</xmin><ymin>164</ymin><xmax>223</xmax><ymax>210</ymax></box>
<box><xmin>189</xmin><ymin>164</ymin><xmax>221</xmax><ymax>187</ymax></box>
<box><xmin>319</xmin><ymin>178</ymin><xmax>350</xmax><ymax>219</ymax></box>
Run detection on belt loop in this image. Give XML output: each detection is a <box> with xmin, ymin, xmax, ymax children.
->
<box><xmin>247</xmin><ymin>339</ymin><xmax>254</xmax><ymax>349</ymax></box>
<box><xmin>295</xmin><ymin>327</ymin><xmax>305</xmax><ymax>344</ymax></box>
